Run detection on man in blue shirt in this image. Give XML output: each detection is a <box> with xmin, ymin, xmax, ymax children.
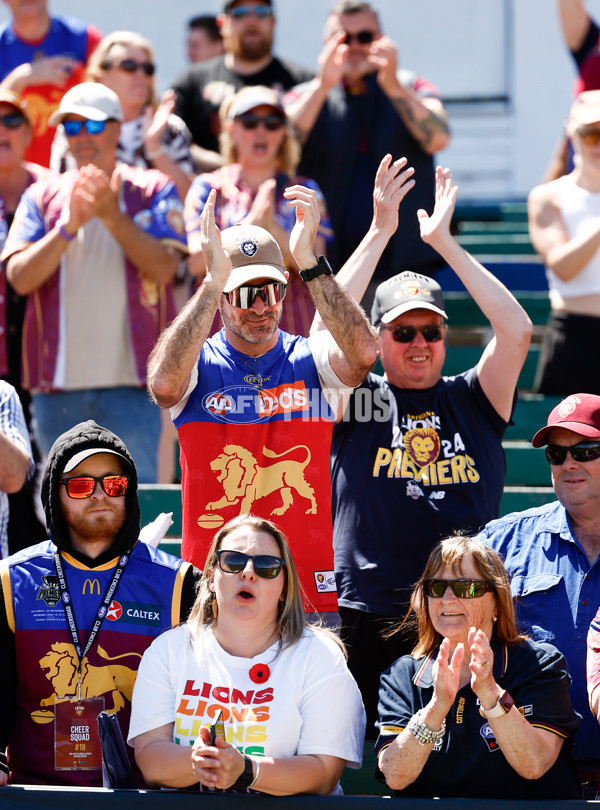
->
<box><xmin>477</xmin><ymin>392</ymin><xmax>600</xmax><ymax>792</ymax></box>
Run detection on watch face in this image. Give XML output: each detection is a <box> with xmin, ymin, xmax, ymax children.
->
<box><xmin>499</xmin><ymin>691</ymin><xmax>515</xmax><ymax>713</ymax></box>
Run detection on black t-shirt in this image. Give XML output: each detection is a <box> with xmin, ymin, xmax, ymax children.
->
<box><xmin>171</xmin><ymin>54</ymin><xmax>313</xmax><ymax>150</ymax></box>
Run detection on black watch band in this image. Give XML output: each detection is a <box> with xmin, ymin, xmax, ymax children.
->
<box><xmin>231</xmin><ymin>754</ymin><xmax>255</xmax><ymax>790</ymax></box>
<box><xmin>299</xmin><ymin>255</ymin><xmax>333</xmax><ymax>282</ymax></box>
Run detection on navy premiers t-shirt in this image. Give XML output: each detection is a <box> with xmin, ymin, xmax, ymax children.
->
<box><xmin>331</xmin><ymin>369</ymin><xmax>510</xmax><ymax>615</ymax></box>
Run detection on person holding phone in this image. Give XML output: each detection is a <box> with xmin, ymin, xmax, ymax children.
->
<box><xmin>128</xmin><ymin>514</ymin><xmax>365</xmax><ymax>794</ymax></box>
<box><xmin>376</xmin><ymin>536</ymin><xmax>582</xmax><ymax>800</ymax></box>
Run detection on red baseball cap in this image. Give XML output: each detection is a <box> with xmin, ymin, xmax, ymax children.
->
<box><xmin>532</xmin><ymin>394</ymin><xmax>600</xmax><ymax>447</ymax></box>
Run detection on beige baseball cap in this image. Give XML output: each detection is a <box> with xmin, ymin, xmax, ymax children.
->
<box><xmin>567</xmin><ymin>90</ymin><xmax>600</xmax><ymax>128</ymax></box>
<box><xmin>221</xmin><ymin>224</ymin><xmax>287</xmax><ymax>292</ymax></box>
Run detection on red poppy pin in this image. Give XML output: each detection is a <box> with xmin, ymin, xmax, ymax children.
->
<box><xmin>249</xmin><ymin>663</ymin><xmax>270</xmax><ymax>684</ymax></box>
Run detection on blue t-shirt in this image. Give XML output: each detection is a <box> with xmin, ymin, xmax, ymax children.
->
<box><xmin>331</xmin><ymin>369</ymin><xmax>509</xmax><ymax>615</ymax></box>
<box><xmin>375</xmin><ymin>637</ymin><xmax>581</xmax><ymax>799</ymax></box>
<box><xmin>477</xmin><ymin>500</ymin><xmax>600</xmax><ymax>763</ymax></box>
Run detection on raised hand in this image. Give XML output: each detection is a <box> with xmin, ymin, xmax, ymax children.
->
<box><xmin>246</xmin><ymin>177</ymin><xmax>277</xmax><ymax>230</ymax></box>
<box><xmin>431</xmin><ymin>636</ymin><xmax>464</xmax><ymax>713</ymax></box>
<box><xmin>417</xmin><ymin>166</ymin><xmax>458</xmax><ymax>247</ymax></box>
<box><xmin>199</xmin><ymin>188</ymin><xmax>232</xmax><ymax>287</ymax></box>
<box><xmin>468</xmin><ymin>627</ymin><xmax>499</xmax><ymax>706</ymax></box>
<box><xmin>284</xmin><ymin>184</ymin><xmax>320</xmax><ymax>268</ymax></box>
<box><xmin>143</xmin><ymin>90</ymin><xmax>176</xmax><ymax>153</ymax></box>
<box><xmin>317</xmin><ymin>30</ymin><xmax>348</xmax><ymax>91</ymax></box>
<box><xmin>368</xmin><ymin>36</ymin><xmax>401</xmax><ymax>97</ymax></box>
<box><xmin>372</xmin><ymin>154</ymin><xmax>415</xmax><ymax>239</ymax></box>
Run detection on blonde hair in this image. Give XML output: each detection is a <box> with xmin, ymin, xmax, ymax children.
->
<box><xmin>86</xmin><ymin>31</ymin><xmax>157</xmax><ymax>108</ymax></box>
<box><xmin>397</xmin><ymin>535</ymin><xmax>526</xmax><ymax>658</ymax></box>
<box><xmin>188</xmin><ymin>514</ymin><xmax>307</xmax><ymax>648</ymax></box>
<box><xmin>218</xmin><ymin>86</ymin><xmax>301</xmax><ymax>175</ymax></box>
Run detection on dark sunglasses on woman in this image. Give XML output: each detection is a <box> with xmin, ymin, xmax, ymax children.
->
<box><xmin>236</xmin><ymin>112</ymin><xmax>286</xmax><ymax>131</ymax></box>
<box><xmin>216</xmin><ymin>549</ymin><xmax>285</xmax><ymax>579</ymax></box>
<box><xmin>424</xmin><ymin>579</ymin><xmax>494</xmax><ymax>599</ymax></box>
<box><xmin>101</xmin><ymin>58</ymin><xmax>155</xmax><ymax>76</ymax></box>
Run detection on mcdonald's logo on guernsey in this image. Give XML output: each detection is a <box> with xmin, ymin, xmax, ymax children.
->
<box><xmin>83</xmin><ymin>579</ymin><xmax>100</xmax><ymax>596</ymax></box>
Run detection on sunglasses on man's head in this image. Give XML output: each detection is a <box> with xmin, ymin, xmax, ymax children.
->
<box><xmin>577</xmin><ymin>128</ymin><xmax>600</xmax><ymax>147</ymax></box>
<box><xmin>342</xmin><ymin>29</ymin><xmax>376</xmax><ymax>45</ymax></box>
<box><xmin>425</xmin><ymin>579</ymin><xmax>494</xmax><ymax>599</ymax></box>
<box><xmin>59</xmin><ymin>474</ymin><xmax>129</xmax><ymax>499</ymax></box>
<box><xmin>216</xmin><ymin>549</ymin><xmax>285</xmax><ymax>579</ymax></box>
<box><xmin>101</xmin><ymin>58</ymin><xmax>155</xmax><ymax>76</ymax></box>
<box><xmin>0</xmin><ymin>112</ymin><xmax>25</xmax><ymax>129</ymax></box>
<box><xmin>227</xmin><ymin>5</ymin><xmax>274</xmax><ymax>19</ymax></box>
<box><xmin>381</xmin><ymin>323</ymin><xmax>447</xmax><ymax>343</ymax></box>
<box><xmin>63</xmin><ymin>119</ymin><xmax>108</xmax><ymax>136</ymax></box>
<box><xmin>545</xmin><ymin>441</ymin><xmax>600</xmax><ymax>465</ymax></box>
<box><xmin>224</xmin><ymin>281</ymin><xmax>286</xmax><ymax>309</ymax></box>
<box><xmin>236</xmin><ymin>112</ymin><xmax>286</xmax><ymax>131</ymax></box>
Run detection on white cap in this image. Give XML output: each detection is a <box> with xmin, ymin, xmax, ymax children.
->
<box><xmin>63</xmin><ymin>448</ymin><xmax>129</xmax><ymax>474</ymax></box>
<box><xmin>49</xmin><ymin>83</ymin><xmax>123</xmax><ymax>127</ymax></box>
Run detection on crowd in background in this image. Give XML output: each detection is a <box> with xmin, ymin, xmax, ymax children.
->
<box><xmin>4</xmin><ymin>0</ymin><xmax>600</xmax><ymax>800</ymax></box>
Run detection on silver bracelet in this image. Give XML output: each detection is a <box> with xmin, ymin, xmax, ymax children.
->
<box><xmin>406</xmin><ymin>709</ymin><xmax>446</xmax><ymax>746</ymax></box>
<box><xmin>145</xmin><ymin>144</ymin><xmax>166</xmax><ymax>160</ymax></box>
<box><xmin>248</xmin><ymin>756</ymin><xmax>260</xmax><ymax>789</ymax></box>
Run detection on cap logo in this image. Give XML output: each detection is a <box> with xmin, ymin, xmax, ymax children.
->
<box><xmin>240</xmin><ymin>239</ymin><xmax>258</xmax><ymax>257</ymax></box>
<box><xmin>558</xmin><ymin>396</ymin><xmax>581</xmax><ymax>418</ymax></box>
<box><xmin>405</xmin><ymin>284</ymin><xmax>420</xmax><ymax>297</ymax></box>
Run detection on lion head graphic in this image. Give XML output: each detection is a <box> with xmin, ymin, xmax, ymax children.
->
<box><xmin>404</xmin><ymin>427</ymin><xmax>441</xmax><ymax>467</ymax></box>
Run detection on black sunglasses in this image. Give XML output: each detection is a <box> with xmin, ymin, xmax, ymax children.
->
<box><xmin>425</xmin><ymin>579</ymin><xmax>494</xmax><ymax>599</ymax></box>
<box><xmin>224</xmin><ymin>281</ymin><xmax>286</xmax><ymax>309</ymax></box>
<box><xmin>236</xmin><ymin>112</ymin><xmax>286</xmax><ymax>131</ymax></box>
<box><xmin>342</xmin><ymin>29</ymin><xmax>376</xmax><ymax>45</ymax></box>
<box><xmin>102</xmin><ymin>58</ymin><xmax>155</xmax><ymax>76</ymax></box>
<box><xmin>545</xmin><ymin>441</ymin><xmax>600</xmax><ymax>465</ymax></box>
<box><xmin>0</xmin><ymin>112</ymin><xmax>25</xmax><ymax>129</ymax></box>
<box><xmin>59</xmin><ymin>474</ymin><xmax>129</xmax><ymax>499</ymax></box>
<box><xmin>216</xmin><ymin>549</ymin><xmax>285</xmax><ymax>579</ymax></box>
<box><xmin>381</xmin><ymin>324</ymin><xmax>447</xmax><ymax>343</ymax></box>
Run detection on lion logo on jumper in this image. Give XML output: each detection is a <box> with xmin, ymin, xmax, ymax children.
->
<box><xmin>404</xmin><ymin>427</ymin><xmax>441</xmax><ymax>467</ymax></box>
<box><xmin>31</xmin><ymin>642</ymin><xmax>142</xmax><ymax>723</ymax></box>
<box><xmin>203</xmin><ymin>443</ymin><xmax>317</xmax><ymax>518</ymax></box>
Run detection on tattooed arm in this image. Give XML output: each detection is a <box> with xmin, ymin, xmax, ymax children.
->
<box><xmin>368</xmin><ymin>36</ymin><xmax>450</xmax><ymax>155</ymax></box>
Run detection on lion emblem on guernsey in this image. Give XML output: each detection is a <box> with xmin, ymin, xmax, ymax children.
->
<box><xmin>33</xmin><ymin>642</ymin><xmax>142</xmax><ymax>722</ymax></box>
<box><xmin>404</xmin><ymin>427</ymin><xmax>441</xmax><ymax>467</ymax></box>
<box><xmin>206</xmin><ymin>444</ymin><xmax>317</xmax><ymax>516</ymax></box>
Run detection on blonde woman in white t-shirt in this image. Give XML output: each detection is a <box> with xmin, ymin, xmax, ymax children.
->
<box><xmin>129</xmin><ymin>514</ymin><xmax>365</xmax><ymax>794</ymax></box>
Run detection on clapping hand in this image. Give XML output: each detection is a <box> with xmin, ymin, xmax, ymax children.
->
<box><xmin>417</xmin><ymin>166</ymin><xmax>458</xmax><ymax>248</ymax></box>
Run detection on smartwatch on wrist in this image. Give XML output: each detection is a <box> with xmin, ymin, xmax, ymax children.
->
<box><xmin>231</xmin><ymin>754</ymin><xmax>255</xmax><ymax>790</ymax></box>
<box><xmin>481</xmin><ymin>690</ymin><xmax>515</xmax><ymax>719</ymax></box>
<box><xmin>299</xmin><ymin>255</ymin><xmax>333</xmax><ymax>283</ymax></box>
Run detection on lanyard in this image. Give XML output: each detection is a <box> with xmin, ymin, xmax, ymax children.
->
<box><xmin>53</xmin><ymin>548</ymin><xmax>131</xmax><ymax>697</ymax></box>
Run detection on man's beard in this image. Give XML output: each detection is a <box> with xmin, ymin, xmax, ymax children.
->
<box><xmin>221</xmin><ymin>306</ymin><xmax>281</xmax><ymax>345</ymax></box>
<box><xmin>232</xmin><ymin>33</ymin><xmax>272</xmax><ymax>62</ymax></box>
<box><xmin>64</xmin><ymin>505</ymin><xmax>126</xmax><ymax>545</ymax></box>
